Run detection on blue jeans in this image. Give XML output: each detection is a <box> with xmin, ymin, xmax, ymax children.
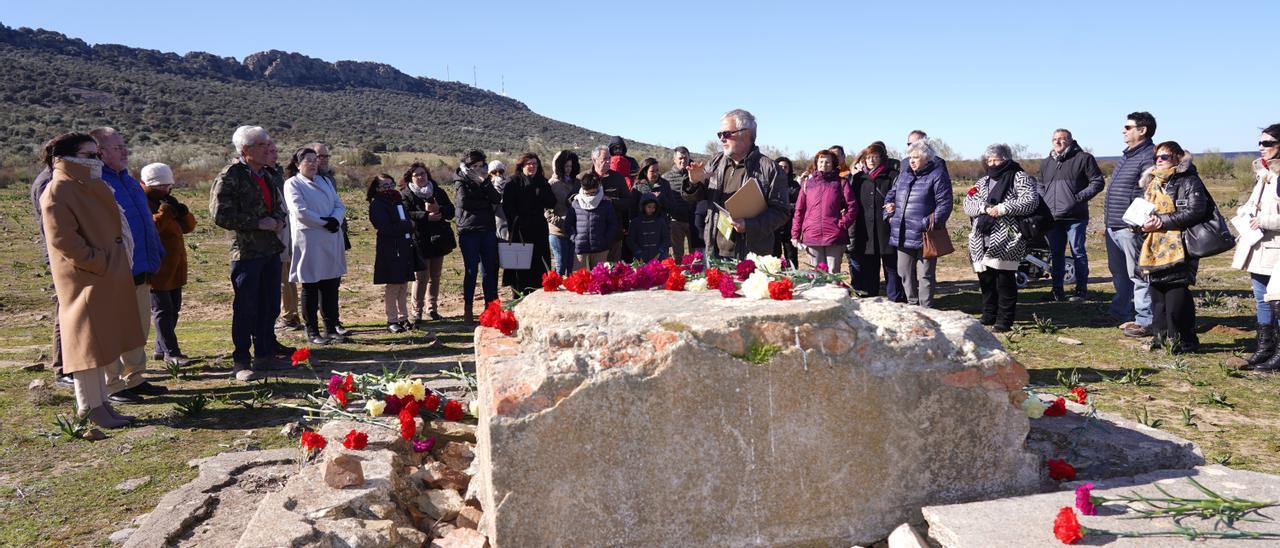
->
<box><xmin>229</xmin><ymin>253</ymin><xmax>281</xmax><ymax>362</ymax></box>
<box><xmin>548</xmin><ymin>234</ymin><xmax>575</xmax><ymax>275</ymax></box>
<box><xmin>849</xmin><ymin>252</ymin><xmax>905</xmax><ymax>302</ymax></box>
<box><xmin>1252</xmin><ymin>273</ymin><xmax>1273</xmax><ymax>324</ymax></box>
<box><xmin>1046</xmin><ymin>219</ymin><xmax>1089</xmax><ymax>294</ymax></box>
<box><xmin>459</xmin><ymin>231</ymin><xmax>499</xmax><ymax>307</ymax></box>
<box><xmin>1105</xmin><ymin>227</ymin><xmax>1152</xmax><ymax>327</ymax></box>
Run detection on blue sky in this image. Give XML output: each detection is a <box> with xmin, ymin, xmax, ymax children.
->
<box><xmin>4</xmin><ymin>0</ymin><xmax>1276</xmax><ymax>158</ymax></box>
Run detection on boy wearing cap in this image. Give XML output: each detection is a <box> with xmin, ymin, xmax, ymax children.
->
<box><xmin>142</xmin><ymin>163</ymin><xmax>197</xmax><ymax>367</ymax></box>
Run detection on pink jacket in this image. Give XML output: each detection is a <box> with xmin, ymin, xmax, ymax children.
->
<box><xmin>791</xmin><ymin>171</ymin><xmax>857</xmax><ymax>246</ymax></box>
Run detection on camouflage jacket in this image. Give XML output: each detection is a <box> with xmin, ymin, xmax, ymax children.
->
<box><xmin>209</xmin><ymin>160</ymin><xmax>287</xmax><ymax>261</ymax></box>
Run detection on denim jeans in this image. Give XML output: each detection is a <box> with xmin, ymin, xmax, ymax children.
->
<box><xmin>1105</xmin><ymin>227</ymin><xmax>1152</xmax><ymax>327</ymax></box>
<box><xmin>849</xmin><ymin>252</ymin><xmax>905</xmax><ymax>302</ymax></box>
<box><xmin>1252</xmin><ymin>273</ymin><xmax>1273</xmax><ymax>325</ymax></box>
<box><xmin>229</xmin><ymin>253</ymin><xmax>281</xmax><ymax>362</ymax></box>
<box><xmin>1046</xmin><ymin>219</ymin><xmax>1089</xmax><ymax>294</ymax></box>
<box><xmin>459</xmin><ymin>231</ymin><xmax>499</xmax><ymax>307</ymax></box>
<box><xmin>548</xmin><ymin>234</ymin><xmax>575</xmax><ymax>275</ymax></box>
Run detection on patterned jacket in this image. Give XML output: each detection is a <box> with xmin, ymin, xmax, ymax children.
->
<box><xmin>963</xmin><ymin>170</ymin><xmax>1039</xmax><ymax>271</ymax></box>
<box><xmin>209</xmin><ymin>160</ymin><xmax>287</xmax><ymax>261</ymax></box>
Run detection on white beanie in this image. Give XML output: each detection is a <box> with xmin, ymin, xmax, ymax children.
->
<box><xmin>488</xmin><ymin>160</ymin><xmax>506</xmax><ymax>173</ymax></box>
<box><xmin>141</xmin><ymin>163</ymin><xmax>175</xmax><ymax>187</ymax></box>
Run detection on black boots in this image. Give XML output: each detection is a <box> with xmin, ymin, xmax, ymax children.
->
<box><xmin>1250</xmin><ymin>304</ymin><xmax>1280</xmax><ymax>371</ymax></box>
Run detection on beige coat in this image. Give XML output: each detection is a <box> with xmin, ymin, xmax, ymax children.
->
<box><xmin>1234</xmin><ymin>158</ymin><xmax>1280</xmax><ymax>276</ymax></box>
<box><xmin>40</xmin><ymin>158</ymin><xmax>146</xmax><ymax>373</ymax></box>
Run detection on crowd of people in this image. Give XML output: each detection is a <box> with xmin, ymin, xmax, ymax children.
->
<box><xmin>29</xmin><ymin>111</ymin><xmax>1280</xmax><ymax>429</ymax></box>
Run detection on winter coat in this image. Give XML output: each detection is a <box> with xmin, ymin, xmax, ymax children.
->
<box><xmin>30</xmin><ymin>167</ymin><xmax>53</xmax><ymax>265</ymax></box>
<box><xmin>598</xmin><ymin>170</ymin><xmax>634</xmax><ymax>241</ymax></box>
<box><xmin>402</xmin><ymin>182</ymin><xmax>456</xmax><ymax>258</ymax></box>
<box><xmin>546</xmin><ymin>175</ymin><xmax>577</xmax><ymax>237</ymax></box>
<box><xmin>635</xmin><ymin>176</ymin><xmax>688</xmax><ymax>221</ymax></box>
<box><xmin>103</xmin><ymin>165</ymin><xmax>164</xmax><ymax>276</ymax></box>
<box><xmin>453</xmin><ymin>173</ymin><xmax>501</xmax><ymax>235</ymax></box>
<box><xmin>963</xmin><ymin>169</ymin><xmax>1040</xmax><ymax>271</ymax></box>
<box><xmin>565</xmin><ymin>195</ymin><xmax>618</xmax><ymax>255</ymax></box>
<box><xmin>701</xmin><ymin>146</ymin><xmax>792</xmax><ymax>258</ymax></box>
<box><xmin>1140</xmin><ymin>159</ymin><xmax>1207</xmax><ymax>286</ymax></box>
<box><xmin>284</xmin><ymin>174</ymin><xmax>347</xmax><ymax>283</ymax></box>
<box><xmin>502</xmin><ymin>173</ymin><xmax>557</xmax><ymax>290</ymax></box>
<box><xmin>885</xmin><ymin>159</ymin><xmax>953</xmax><ymax>250</ymax></box>
<box><xmin>1038</xmin><ymin>141</ymin><xmax>1105</xmax><ymax>221</ymax></box>
<box><xmin>627</xmin><ymin>199</ymin><xmax>671</xmax><ymax>262</ymax></box>
<box><xmin>1104</xmin><ymin>140</ymin><xmax>1155</xmax><ymax>228</ymax></box>
<box><xmin>791</xmin><ymin>172</ymin><xmax>857</xmax><ymax>246</ymax></box>
<box><xmin>1233</xmin><ymin>158</ymin><xmax>1280</xmax><ymax>275</ymax></box>
<box><xmin>850</xmin><ymin>165</ymin><xmax>899</xmax><ymax>256</ymax></box>
<box><xmin>210</xmin><ymin>161</ymin><xmax>288</xmax><ymax>261</ymax></box>
<box><xmin>40</xmin><ymin>159</ymin><xmax>145</xmax><ymax>373</ymax></box>
<box><xmin>145</xmin><ymin>187</ymin><xmax>197</xmax><ymax>291</ymax></box>
<box><xmin>369</xmin><ymin>193</ymin><xmax>423</xmax><ymax>284</ymax></box>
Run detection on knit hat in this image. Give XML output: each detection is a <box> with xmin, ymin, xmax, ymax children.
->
<box><xmin>488</xmin><ymin>160</ymin><xmax>506</xmax><ymax>174</ymax></box>
<box><xmin>140</xmin><ymin>163</ymin><xmax>175</xmax><ymax>186</ymax></box>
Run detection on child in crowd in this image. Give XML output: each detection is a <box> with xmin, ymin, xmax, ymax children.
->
<box><xmin>626</xmin><ymin>194</ymin><xmax>670</xmax><ymax>262</ymax></box>
<box><xmin>367</xmin><ymin>173</ymin><xmax>423</xmax><ymax>332</ymax></box>
<box><xmin>565</xmin><ymin>173</ymin><xmax>618</xmax><ymax>269</ymax></box>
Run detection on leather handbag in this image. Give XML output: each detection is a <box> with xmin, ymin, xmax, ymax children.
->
<box><xmin>921</xmin><ymin>215</ymin><xmax>954</xmax><ymax>259</ymax></box>
<box><xmin>1182</xmin><ymin>196</ymin><xmax>1236</xmax><ymax>258</ymax></box>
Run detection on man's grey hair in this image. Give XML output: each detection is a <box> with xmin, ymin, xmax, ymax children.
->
<box><xmin>1052</xmin><ymin>128</ymin><xmax>1073</xmax><ymax>139</ymax></box>
<box><xmin>306</xmin><ymin>141</ymin><xmax>328</xmax><ymax>151</ymax></box>
<box><xmin>591</xmin><ymin>145</ymin><xmax>610</xmax><ymax>161</ymax></box>
<box><xmin>984</xmin><ymin>143</ymin><xmax>1013</xmax><ymax>162</ymax></box>
<box><xmin>905</xmin><ymin>140</ymin><xmax>936</xmax><ymax>162</ymax></box>
<box><xmin>721</xmin><ymin>109</ymin><xmax>757</xmax><ymax>132</ymax></box>
<box><xmin>232</xmin><ymin>125</ymin><xmax>271</xmax><ymax>154</ymax></box>
<box><xmin>89</xmin><ymin>127</ymin><xmax>121</xmax><ymax>143</ymax></box>
<box><xmin>908</xmin><ymin>129</ymin><xmax>928</xmax><ymax>140</ymax></box>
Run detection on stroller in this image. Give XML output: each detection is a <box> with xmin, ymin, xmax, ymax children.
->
<box><xmin>1016</xmin><ymin>234</ymin><xmax>1076</xmax><ymax>289</ymax></box>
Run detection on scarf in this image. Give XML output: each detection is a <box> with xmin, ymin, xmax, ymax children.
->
<box><xmin>1138</xmin><ymin>166</ymin><xmax>1185</xmax><ymax>273</ymax></box>
<box><xmin>408</xmin><ymin>180</ymin><xmax>435</xmax><ymax>200</ymax></box>
<box><xmin>574</xmin><ymin>190</ymin><xmax>604</xmax><ymax>210</ymax></box>
<box><xmin>866</xmin><ymin>164</ymin><xmax>886</xmax><ymax>180</ymax></box>
<box><xmin>984</xmin><ymin>160</ymin><xmax>1021</xmax><ymax>206</ymax></box>
<box><xmin>63</xmin><ymin>156</ymin><xmax>104</xmax><ymax>180</ymax></box>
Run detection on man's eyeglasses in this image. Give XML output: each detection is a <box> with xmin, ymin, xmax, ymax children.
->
<box><xmin>717</xmin><ymin>128</ymin><xmax>748</xmax><ymax>140</ymax></box>
<box><xmin>1261</xmin><ymin>140</ymin><xmax>1279</xmax><ymax>148</ymax></box>
<box><xmin>1155</xmin><ymin>154</ymin><xmax>1174</xmax><ymax>162</ymax></box>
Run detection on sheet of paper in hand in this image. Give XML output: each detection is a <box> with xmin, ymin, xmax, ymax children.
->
<box><xmin>1121</xmin><ymin>198</ymin><xmax>1156</xmax><ymax>227</ymax></box>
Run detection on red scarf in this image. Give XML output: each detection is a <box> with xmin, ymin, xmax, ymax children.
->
<box><xmin>250</xmin><ymin>171</ymin><xmax>273</xmax><ymax>213</ymax></box>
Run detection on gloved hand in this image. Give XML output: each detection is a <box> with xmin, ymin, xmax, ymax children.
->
<box><xmin>321</xmin><ymin>216</ymin><xmax>340</xmax><ymax>233</ymax></box>
<box><xmin>974</xmin><ymin>214</ymin><xmax>996</xmax><ymax>236</ymax></box>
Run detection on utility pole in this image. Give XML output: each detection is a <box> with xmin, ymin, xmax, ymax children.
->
<box><xmin>473</xmin><ymin>66</ymin><xmax>477</xmax><ymax>87</ymax></box>
<box><xmin>501</xmin><ymin>74</ymin><xmax>505</xmax><ymax>95</ymax></box>
<box><xmin>446</xmin><ymin>65</ymin><xmax>450</xmax><ymax>80</ymax></box>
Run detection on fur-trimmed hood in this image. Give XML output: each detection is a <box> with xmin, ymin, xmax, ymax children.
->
<box><xmin>1139</xmin><ymin>151</ymin><xmax>1195</xmax><ymax>188</ymax></box>
<box><xmin>1255</xmin><ymin>156</ymin><xmax>1280</xmax><ymax>182</ymax></box>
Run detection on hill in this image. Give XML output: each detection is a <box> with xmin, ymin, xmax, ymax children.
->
<box><xmin>0</xmin><ymin>23</ymin><xmax>664</xmax><ymax>169</ymax></box>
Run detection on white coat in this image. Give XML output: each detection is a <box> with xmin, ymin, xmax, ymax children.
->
<box><xmin>1235</xmin><ymin>159</ymin><xmax>1280</xmax><ymax>277</ymax></box>
<box><xmin>284</xmin><ymin>173</ymin><xmax>347</xmax><ymax>283</ymax></box>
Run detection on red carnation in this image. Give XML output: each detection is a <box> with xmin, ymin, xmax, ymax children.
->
<box><xmin>398</xmin><ymin>413</ymin><xmax>416</xmax><ymax>440</ymax></box>
<box><xmin>496</xmin><ymin>309</ymin><xmax>518</xmax><ymax>336</ymax></box>
<box><xmin>735</xmin><ymin>259</ymin><xmax>756</xmax><ymax>281</ymax></box>
<box><xmin>443</xmin><ymin>400</ymin><xmax>464</xmax><ymax>421</ymax></box>
<box><xmin>665</xmin><ymin>269</ymin><xmax>686</xmax><ymax>291</ymax></box>
<box><xmin>478</xmin><ymin>300</ymin><xmax>503</xmax><ymax>328</ymax></box>
<box><xmin>967</xmin><ymin>185</ymin><xmax>979</xmax><ymax>197</ymax></box>
<box><xmin>300</xmin><ymin>431</ymin><xmax>326</xmax><ymax>452</ymax></box>
<box><xmin>342</xmin><ymin>373</ymin><xmax>354</xmax><ymax>393</ymax></box>
<box><xmin>705</xmin><ymin>268</ymin><xmax>724</xmax><ymax>289</ymax></box>
<box><xmin>401</xmin><ymin>399</ymin><xmax>421</xmax><ymax>419</ymax></box>
<box><xmin>1047</xmin><ymin>458</ymin><xmax>1077</xmax><ymax>481</ymax></box>
<box><xmin>1052</xmin><ymin>507</ymin><xmax>1084</xmax><ymax>544</ymax></box>
<box><xmin>541</xmin><ymin>271</ymin><xmax>563</xmax><ymax>292</ymax></box>
<box><xmin>342</xmin><ymin>429</ymin><xmax>368</xmax><ymax>450</ymax></box>
<box><xmin>333</xmin><ymin>390</ymin><xmax>348</xmax><ymax>408</ymax></box>
<box><xmin>768</xmin><ymin>278</ymin><xmax>794</xmax><ymax>300</ymax></box>
<box><xmin>383</xmin><ymin>394</ymin><xmax>403</xmax><ymax>415</ymax></box>
<box><xmin>1044</xmin><ymin>397</ymin><xmax>1068</xmax><ymax>416</ymax></box>
<box><xmin>1070</xmin><ymin>386</ymin><xmax>1087</xmax><ymax>405</ymax></box>
<box><xmin>291</xmin><ymin>347</ymin><xmax>311</xmax><ymax>367</ymax></box>
<box><xmin>564</xmin><ymin>268</ymin><xmax>592</xmax><ymax>294</ymax></box>
<box><xmin>423</xmin><ymin>393</ymin><xmax>441</xmax><ymax>413</ymax></box>
<box><xmin>718</xmin><ymin>273</ymin><xmax>738</xmax><ymax>298</ymax></box>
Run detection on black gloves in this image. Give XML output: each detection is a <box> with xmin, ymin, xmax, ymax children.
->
<box><xmin>321</xmin><ymin>216</ymin><xmax>340</xmax><ymax>233</ymax></box>
<box><xmin>974</xmin><ymin>214</ymin><xmax>996</xmax><ymax>236</ymax></box>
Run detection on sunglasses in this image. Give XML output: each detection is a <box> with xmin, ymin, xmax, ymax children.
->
<box><xmin>1261</xmin><ymin>140</ymin><xmax>1279</xmax><ymax>148</ymax></box>
<box><xmin>716</xmin><ymin>128</ymin><xmax>747</xmax><ymax>140</ymax></box>
<box><xmin>1155</xmin><ymin>154</ymin><xmax>1175</xmax><ymax>162</ymax></box>
<box><xmin>1123</xmin><ymin>125</ymin><xmax>1138</xmax><ymax>131</ymax></box>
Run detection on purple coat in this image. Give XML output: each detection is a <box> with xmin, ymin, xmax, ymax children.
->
<box><xmin>884</xmin><ymin>159</ymin><xmax>953</xmax><ymax>250</ymax></box>
<box><xmin>791</xmin><ymin>172</ymin><xmax>857</xmax><ymax>246</ymax></box>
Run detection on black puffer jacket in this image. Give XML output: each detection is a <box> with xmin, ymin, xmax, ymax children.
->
<box><xmin>1038</xmin><ymin>141</ymin><xmax>1105</xmax><ymax>221</ymax></box>
<box><xmin>401</xmin><ymin>183</ymin><xmax>456</xmax><ymax>258</ymax></box>
<box><xmin>1104</xmin><ymin>140</ymin><xmax>1155</xmax><ymax>228</ymax></box>
<box><xmin>850</xmin><ymin>165</ymin><xmax>899</xmax><ymax>256</ymax></box>
<box><xmin>1144</xmin><ymin>161</ymin><xmax>1208</xmax><ymax>286</ymax></box>
<box><xmin>453</xmin><ymin>172</ymin><xmax>501</xmax><ymax>235</ymax></box>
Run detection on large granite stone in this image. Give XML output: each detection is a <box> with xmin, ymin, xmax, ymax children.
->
<box><xmin>474</xmin><ymin>289</ymin><xmax>1041</xmax><ymax>547</ymax></box>
<box><xmin>924</xmin><ymin>465</ymin><xmax>1280</xmax><ymax>547</ymax></box>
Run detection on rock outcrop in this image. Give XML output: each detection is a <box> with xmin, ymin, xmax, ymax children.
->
<box><xmin>473</xmin><ymin>288</ymin><xmax>1042</xmax><ymax>547</ymax></box>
